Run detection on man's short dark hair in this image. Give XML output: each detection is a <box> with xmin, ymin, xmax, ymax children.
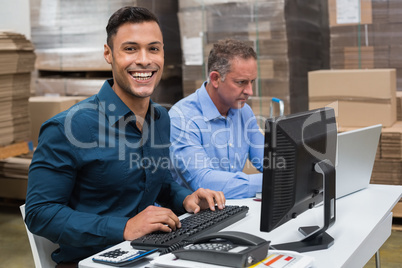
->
<box><xmin>207</xmin><ymin>39</ymin><xmax>257</xmax><ymax>81</ymax></box>
<box><xmin>106</xmin><ymin>6</ymin><xmax>161</xmax><ymax>50</ymax></box>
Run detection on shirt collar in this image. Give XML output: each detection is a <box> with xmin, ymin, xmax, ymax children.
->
<box><xmin>198</xmin><ymin>82</ymin><xmax>237</xmax><ymax>121</ymax></box>
<box><xmin>97</xmin><ymin>79</ymin><xmax>160</xmax><ymax>126</ymax></box>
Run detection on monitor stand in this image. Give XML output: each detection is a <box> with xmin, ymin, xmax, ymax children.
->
<box><xmin>270</xmin><ymin>159</ymin><xmax>336</xmax><ymax>253</ymax></box>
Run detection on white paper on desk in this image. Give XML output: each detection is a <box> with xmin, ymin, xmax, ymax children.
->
<box><xmin>250</xmin><ymin>250</ymin><xmax>316</xmax><ymax>268</ymax></box>
<box><xmin>150</xmin><ymin>250</ymin><xmax>315</xmax><ymax>268</ymax></box>
<box><xmin>150</xmin><ymin>253</ymin><xmax>234</xmax><ymax>268</ymax></box>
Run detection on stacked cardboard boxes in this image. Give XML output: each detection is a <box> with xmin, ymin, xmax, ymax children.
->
<box><xmin>30</xmin><ymin>0</ymin><xmax>183</xmax><ymax>105</ymax></box>
<box><xmin>0</xmin><ymin>154</ymin><xmax>31</xmax><ymax>199</ymax></box>
<box><xmin>308</xmin><ymin>69</ymin><xmax>397</xmax><ymax>128</ymax></box>
<box><xmin>372</xmin><ymin>122</ymin><xmax>402</xmax><ymax>186</ymax></box>
<box><xmin>326</xmin><ymin>0</ymin><xmax>402</xmax><ymax>213</ymax></box>
<box><xmin>308</xmin><ymin>68</ymin><xmax>399</xmax><ymax>182</ymax></box>
<box><xmin>34</xmin><ymin>77</ymin><xmax>103</xmax><ymax>97</ymax></box>
<box><xmin>0</xmin><ymin>95</ymin><xmax>89</xmax><ymax>200</ymax></box>
<box><xmin>372</xmin><ymin>120</ymin><xmax>402</xmax><ymax>218</ymax></box>
<box><xmin>30</xmin><ymin>0</ymin><xmax>132</xmax><ymax>71</ymax></box>
<box><xmin>0</xmin><ymin>32</ymin><xmax>35</xmax><ymax>147</ymax></box>
<box><xmin>328</xmin><ymin>0</ymin><xmax>402</xmax><ymax>91</ymax></box>
<box><xmin>309</xmin><ymin>68</ymin><xmax>402</xmax><ymax>213</ymax></box>
<box><xmin>0</xmin><ymin>32</ymin><xmax>35</xmax><ymax>199</ymax></box>
<box><xmin>29</xmin><ymin>96</ymin><xmax>87</xmax><ymax>147</ymax></box>
<box><xmin>178</xmin><ymin>0</ymin><xmax>329</xmax><ymax>117</ymax></box>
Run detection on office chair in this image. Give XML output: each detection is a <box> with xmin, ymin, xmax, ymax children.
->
<box><xmin>20</xmin><ymin>204</ymin><xmax>58</xmax><ymax>268</ymax></box>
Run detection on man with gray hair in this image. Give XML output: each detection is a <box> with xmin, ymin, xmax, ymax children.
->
<box><xmin>169</xmin><ymin>39</ymin><xmax>264</xmax><ymax>199</ymax></box>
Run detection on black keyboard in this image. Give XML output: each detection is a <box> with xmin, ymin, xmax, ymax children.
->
<box><xmin>130</xmin><ymin>205</ymin><xmax>249</xmax><ymax>250</ymax></box>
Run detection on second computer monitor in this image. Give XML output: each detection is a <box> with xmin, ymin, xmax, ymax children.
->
<box><xmin>260</xmin><ymin>107</ymin><xmax>337</xmax><ymax>252</ymax></box>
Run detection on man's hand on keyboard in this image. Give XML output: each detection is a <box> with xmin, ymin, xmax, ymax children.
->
<box><xmin>123</xmin><ymin>206</ymin><xmax>181</xmax><ymax>241</ymax></box>
<box><xmin>183</xmin><ymin>188</ymin><xmax>226</xmax><ymax>214</ymax></box>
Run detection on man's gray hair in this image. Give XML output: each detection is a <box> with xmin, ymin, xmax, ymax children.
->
<box><xmin>207</xmin><ymin>39</ymin><xmax>257</xmax><ymax>82</ymax></box>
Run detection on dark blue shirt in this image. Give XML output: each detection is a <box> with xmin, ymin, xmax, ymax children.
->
<box><xmin>25</xmin><ymin>80</ymin><xmax>192</xmax><ymax>263</ymax></box>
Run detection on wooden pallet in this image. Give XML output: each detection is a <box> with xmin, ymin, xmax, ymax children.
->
<box><xmin>0</xmin><ymin>141</ymin><xmax>32</xmax><ymax>160</ymax></box>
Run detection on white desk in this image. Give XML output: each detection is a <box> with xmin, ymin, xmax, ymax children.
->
<box><xmin>79</xmin><ymin>184</ymin><xmax>402</xmax><ymax>268</ymax></box>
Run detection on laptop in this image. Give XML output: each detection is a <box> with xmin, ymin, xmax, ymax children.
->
<box><xmin>335</xmin><ymin>124</ymin><xmax>382</xmax><ymax>199</ymax></box>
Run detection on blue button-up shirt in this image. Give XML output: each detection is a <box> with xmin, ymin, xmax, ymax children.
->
<box><xmin>169</xmin><ymin>82</ymin><xmax>264</xmax><ymax>199</ymax></box>
<box><xmin>25</xmin><ymin>79</ymin><xmax>192</xmax><ymax>263</ymax></box>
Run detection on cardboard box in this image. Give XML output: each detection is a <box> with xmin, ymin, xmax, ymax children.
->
<box><xmin>372</xmin><ymin>158</ymin><xmax>402</xmax><ymax>185</ymax></box>
<box><xmin>35</xmin><ymin>77</ymin><xmax>103</xmax><ymax>96</ymax></box>
<box><xmin>242</xmin><ymin>159</ymin><xmax>260</xmax><ymax>175</ymax></box>
<box><xmin>0</xmin><ymin>156</ymin><xmax>31</xmax><ymax>199</ymax></box>
<box><xmin>328</xmin><ymin>0</ymin><xmax>373</xmax><ymax>27</ymax></box>
<box><xmin>178</xmin><ymin>0</ymin><xmax>326</xmax><ymax>115</ymax></box>
<box><xmin>330</xmin><ymin>45</ymin><xmax>389</xmax><ymax>69</ymax></box>
<box><xmin>308</xmin><ymin>69</ymin><xmax>396</xmax><ymax>127</ymax></box>
<box><xmin>379</xmin><ymin>121</ymin><xmax>402</xmax><ymax>159</ymax></box>
<box><xmin>29</xmin><ymin>96</ymin><xmax>87</xmax><ymax>146</ymax></box>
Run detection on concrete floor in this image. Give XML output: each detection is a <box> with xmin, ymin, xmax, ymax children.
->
<box><xmin>0</xmin><ymin>200</ymin><xmax>34</xmax><ymax>268</ymax></box>
<box><xmin>0</xmin><ymin>199</ymin><xmax>401</xmax><ymax>268</ymax></box>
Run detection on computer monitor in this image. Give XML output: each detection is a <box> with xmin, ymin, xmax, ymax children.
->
<box><xmin>260</xmin><ymin>107</ymin><xmax>337</xmax><ymax>252</ymax></box>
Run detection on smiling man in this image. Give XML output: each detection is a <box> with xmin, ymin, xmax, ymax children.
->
<box><xmin>24</xmin><ymin>7</ymin><xmax>225</xmax><ymax>267</ymax></box>
<box><xmin>169</xmin><ymin>39</ymin><xmax>265</xmax><ymax>199</ymax></box>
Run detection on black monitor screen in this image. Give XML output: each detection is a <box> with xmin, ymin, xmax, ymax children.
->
<box><xmin>260</xmin><ymin>107</ymin><xmax>337</xmax><ymax>252</ymax></box>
